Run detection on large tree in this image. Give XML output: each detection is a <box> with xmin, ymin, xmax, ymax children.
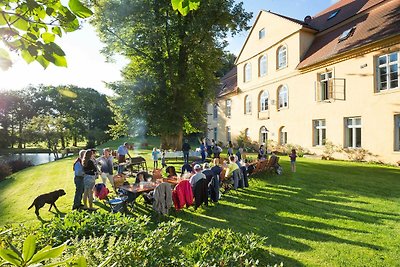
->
<box><xmin>92</xmin><ymin>0</ymin><xmax>251</xmax><ymax>149</ymax></box>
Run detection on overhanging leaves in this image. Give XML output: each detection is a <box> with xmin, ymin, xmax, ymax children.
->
<box><xmin>68</xmin><ymin>0</ymin><xmax>93</xmax><ymax>18</ymax></box>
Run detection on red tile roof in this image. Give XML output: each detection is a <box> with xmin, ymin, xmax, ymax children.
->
<box><xmin>298</xmin><ymin>0</ymin><xmax>400</xmax><ymax>69</ymax></box>
<box><xmin>217</xmin><ymin>66</ymin><xmax>237</xmax><ymax>98</ymax></box>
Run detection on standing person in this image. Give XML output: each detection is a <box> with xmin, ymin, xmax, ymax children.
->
<box><xmin>72</xmin><ymin>150</ymin><xmax>86</xmax><ymax>210</ymax></box>
<box><xmin>236</xmin><ymin>147</ymin><xmax>244</xmax><ymax>162</ymax></box>
<box><xmin>82</xmin><ymin>150</ymin><xmax>97</xmax><ymax>210</ymax></box>
<box><xmin>182</xmin><ymin>139</ymin><xmax>191</xmax><ymax>164</ymax></box>
<box><xmin>117</xmin><ymin>142</ymin><xmax>131</xmax><ymax>173</ymax></box>
<box><xmin>227</xmin><ymin>141</ymin><xmax>234</xmax><ymax>156</ymax></box>
<box><xmin>98</xmin><ymin>148</ymin><xmax>114</xmax><ymax>190</ymax></box>
<box><xmin>152</xmin><ymin>147</ymin><xmax>159</xmax><ymax>169</ymax></box>
<box><xmin>206</xmin><ymin>138</ymin><xmax>212</xmax><ymax>157</ymax></box>
<box><xmin>213</xmin><ymin>143</ymin><xmax>222</xmax><ymax>158</ymax></box>
<box><xmin>258</xmin><ymin>145</ymin><xmax>265</xmax><ymax>160</ymax></box>
<box><xmin>289</xmin><ymin>149</ymin><xmax>297</xmax><ymax>172</ymax></box>
<box><xmin>200</xmin><ymin>141</ymin><xmax>206</xmax><ymax>163</ymax></box>
<box><xmin>161</xmin><ymin>150</ymin><xmax>167</xmax><ymax>168</ymax></box>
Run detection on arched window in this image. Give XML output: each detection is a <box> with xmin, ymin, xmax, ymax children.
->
<box><xmin>277</xmin><ymin>45</ymin><xmax>287</xmax><ymax>69</ymax></box>
<box><xmin>244</xmin><ymin>63</ymin><xmax>252</xmax><ymax>82</ymax></box>
<box><xmin>278</xmin><ymin>85</ymin><xmax>288</xmax><ymax>109</ymax></box>
<box><xmin>244</xmin><ymin>95</ymin><xmax>252</xmax><ymax>114</ymax></box>
<box><xmin>259</xmin><ymin>55</ymin><xmax>267</xmax><ymax>77</ymax></box>
<box><xmin>245</xmin><ymin>128</ymin><xmax>250</xmax><ymax>139</ymax></box>
<box><xmin>260</xmin><ymin>91</ymin><xmax>269</xmax><ymax>112</ymax></box>
<box><xmin>279</xmin><ymin>126</ymin><xmax>287</xmax><ymax>145</ymax></box>
<box><xmin>260</xmin><ymin>127</ymin><xmax>268</xmax><ymax>144</ymax></box>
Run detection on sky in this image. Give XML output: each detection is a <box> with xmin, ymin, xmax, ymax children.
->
<box><xmin>0</xmin><ymin>0</ymin><xmax>337</xmax><ymax>95</ymax></box>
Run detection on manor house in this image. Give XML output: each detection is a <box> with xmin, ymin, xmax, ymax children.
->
<box><xmin>207</xmin><ymin>0</ymin><xmax>400</xmax><ymax>164</ymax></box>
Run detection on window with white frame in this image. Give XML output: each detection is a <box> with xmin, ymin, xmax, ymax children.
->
<box><xmin>226</xmin><ymin>126</ymin><xmax>231</xmax><ymax>142</ymax></box>
<box><xmin>214</xmin><ymin>127</ymin><xmax>218</xmax><ymax>141</ymax></box>
<box><xmin>278</xmin><ymin>85</ymin><xmax>288</xmax><ymax>109</ymax></box>
<box><xmin>260</xmin><ymin>90</ymin><xmax>269</xmax><ymax>112</ymax></box>
<box><xmin>317</xmin><ymin>71</ymin><xmax>333</xmax><ymax>101</ymax></box>
<box><xmin>277</xmin><ymin>45</ymin><xmax>287</xmax><ymax>69</ymax></box>
<box><xmin>244</xmin><ymin>95</ymin><xmax>252</xmax><ymax>114</ymax></box>
<box><xmin>345</xmin><ymin>117</ymin><xmax>361</xmax><ymax>148</ymax></box>
<box><xmin>260</xmin><ymin>127</ymin><xmax>268</xmax><ymax>144</ymax></box>
<box><xmin>245</xmin><ymin>128</ymin><xmax>250</xmax><ymax>139</ymax></box>
<box><xmin>259</xmin><ymin>28</ymin><xmax>265</xmax><ymax>39</ymax></box>
<box><xmin>226</xmin><ymin>99</ymin><xmax>231</xmax><ymax>117</ymax></box>
<box><xmin>377</xmin><ymin>52</ymin><xmax>399</xmax><ymax>91</ymax></box>
<box><xmin>395</xmin><ymin>115</ymin><xmax>400</xmax><ymax>151</ymax></box>
<box><xmin>313</xmin><ymin>119</ymin><xmax>326</xmax><ymax>146</ymax></box>
<box><xmin>259</xmin><ymin>55</ymin><xmax>267</xmax><ymax>77</ymax></box>
<box><xmin>213</xmin><ymin>104</ymin><xmax>218</xmax><ymax>120</ymax></box>
<box><xmin>244</xmin><ymin>63</ymin><xmax>252</xmax><ymax>82</ymax></box>
<box><xmin>279</xmin><ymin>127</ymin><xmax>287</xmax><ymax>145</ymax></box>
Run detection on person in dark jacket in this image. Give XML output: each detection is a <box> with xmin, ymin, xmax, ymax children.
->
<box><xmin>182</xmin><ymin>139</ymin><xmax>191</xmax><ymax>164</ymax></box>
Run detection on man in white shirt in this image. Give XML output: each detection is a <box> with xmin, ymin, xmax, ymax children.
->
<box><xmin>189</xmin><ymin>164</ymin><xmax>206</xmax><ymax>189</ymax></box>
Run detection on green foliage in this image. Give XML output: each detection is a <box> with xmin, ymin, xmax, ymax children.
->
<box><xmin>38</xmin><ymin>210</ymin><xmax>149</xmax><ymax>246</ymax></box>
<box><xmin>183</xmin><ymin>228</ymin><xmax>266</xmax><ymax>266</ymax></box>
<box><xmin>171</xmin><ymin>0</ymin><xmax>200</xmax><ymax>16</ymax></box>
<box><xmin>0</xmin><ymin>163</ymin><xmax>12</xmax><ymax>181</ymax></box>
<box><xmin>236</xmin><ymin>131</ymin><xmax>258</xmax><ymax>152</ymax></box>
<box><xmin>0</xmin><ymin>0</ymin><xmax>93</xmax><ymax>69</ymax></box>
<box><xmin>0</xmin><ymin>234</ymin><xmax>73</xmax><ymax>267</ymax></box>
<box><xmin>92</xmin><ymin>0</ymin><xmax>252</xmax><ymax>148</ymax></box>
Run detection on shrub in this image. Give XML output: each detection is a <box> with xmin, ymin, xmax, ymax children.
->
<box><xmin>182</xmin><ymin>228</ymin><xmax>266</xmax><ymax>267</ymax></box>
<box><xmin>7</xmin><ymin>160</ymin><xmax>33</xmax><ymax>173</ymax></box>
<box><xmin>340</xmin><ymin>148</ymin><xmax>373</xmax><ymax>162</ymax></box>
<box><xmin>236</xmin><ymin>131</ymin><xmax>258</xmax><ymax>152</ymax></box>
<box><xmin>322</xmin><ymin>141</ymin><xmax>338</xmax><ymax>160</ymax></box>
<box><xmin>0</xmin><ymin>163</ymin><xmax>12</xmax><ymax>182</ymax></box>
<box><xmin>38</xmin><ymin>210</ymin><xmax>150</xmax><ymax>246</ymax></box>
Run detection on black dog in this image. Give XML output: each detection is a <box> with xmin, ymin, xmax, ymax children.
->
<box><xmin>28</xmin><ymin>189</ymin><xmax>66</xmax><ymax>216</ymax></box>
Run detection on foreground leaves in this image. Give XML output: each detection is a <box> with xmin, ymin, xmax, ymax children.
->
<box><xmin>0</xmin><ymin>0</ymin><xmax>93</xmax><ymax>70</ymax></box>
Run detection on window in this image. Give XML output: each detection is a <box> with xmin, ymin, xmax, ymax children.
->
<box><xmin>259</xmin><ymin>55</ymin><xmax>267</xmax><ymax>77</ymax></box>
<box><xmin>259</xmin><ymin>28</ymin><xmax>265</xmax><ymax>39</ymax></box>
<box><xmin>313</xmin><ymin>119</ymin><xmax>326</xmax><ymax>146</ymax></box>
<box><xmin>244</xmin><ymin>63</ymin><xmax>252</xmax><ymax>82</ymax></box>
<box><xmin>328</xmin><ymin>9</ymin><xmax>340</xmax><ymax>20</ymax></box>
<box><xmin>277</xmin><ymin>45</ymin><xmax>287</xmax><ymax>69</ymax></box>
<box><xmin>395</xmin><ymin>115</ymin><xmax>400</xmax><ymax>151</ymax></box>
<box><xmin>279</xmin><ymin>127</ymin><xmax>287</xmax><ymax>145</ymax></box>
<box><xmin>377</xmin><ymin>52</ymin><xmax>399</xmax><ymax>91</ymax></box>
<box><xmin>345</xmin><ymin>117</ymin><xmax>361</xmax><ymax>148</ymax></box>
<box><xmin>213</xmin><ymin>104</ymin><xmax>218</xmax><ymax>120</ymax></box>
<box><xmin>338</xmin><ymin>27</ymin><xmax>355</xmax><ymax>42</ymax></box>
<box><xmin>260</xmin><ymin>127</ymin><xmax>268</xmax><ymax>144</ymax></box>
<box><xmin>214</xmin><ymin>127</ymin><xmax>218</xmax><ymax>141</ymax></box>
<box><xmin>245</xmin><ymin>128</ymin><xmax>250</xmax><ymax>139</ymax></box>
<box><xmin>226</xmin><ymin>126</ymin><xmax>231</xmax><ymax>142</ymax></box>
<box><xmin>226</xmin><ymin>99</ymin><xmax>232</xmax><ymax>117</ymax></box>
<box><xmin>278</xmin><ymin>85</ymin><xmax>288</xmax><ymax>109</ymax></box>
<box><xmin>260</xmin><ymin>91</ymin><xmax>269</xmax><ymax>112</ymax></box>
<box><xmin>317</xmin><ymin>71</ymin><xmax>333</xmax><ymax>101</ymax></box>
<box><xmin>244</xmin><ymin>95</ymin><xmax>252</xmax><ymax>114</ymax></box>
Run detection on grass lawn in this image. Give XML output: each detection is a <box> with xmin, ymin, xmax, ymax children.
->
<box><xmin>0</xmin><ymin>145</ymin><xmax>399</xmax><ymax>266</ymax></box>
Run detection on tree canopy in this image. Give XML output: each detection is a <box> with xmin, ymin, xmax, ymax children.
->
<box><xmin>92</xmin><ymin>0</ymin><xmax>251</xmax><ymax>148</ymax></box>
<box><xmin>0</xmin><ymin>0</ymin><xmax>92</xmax><ymax>70</ymax></box>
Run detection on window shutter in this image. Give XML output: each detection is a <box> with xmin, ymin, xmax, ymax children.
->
<box><xmin>314</xmin><ymin>81</ymin><xmax>321</xmax><ymax>102</ymax></box>
<box><xmin>328</xmin><ymin>79</ymin><xmax>334</xmax><ymax>99</ymax></box>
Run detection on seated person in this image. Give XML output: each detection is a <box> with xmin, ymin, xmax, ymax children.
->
<box><xmin>135</xmin><ymin>171</ymin><xmax>151</xmax><ymax>183</ymax></box>
<box><xmin>189</xmin><ymin>164</ymin><xmax>206</xmax><ymax>189</ymax></box>
<box><xmin>181</xmin><ymin>162</ymin><xmax>193</xmax><ymax>175</ymax></box>
<box><xmin>225</xmin><ymin>155</ymin><xmax>239</xmax><ymax>178</ymax></box>
<box><xmin>202</xmin><ymin>162</ymin><xmax>214</xmax><ymax>183</ymax></box>
<box><xmin>211</xmin><ymin>158</ymin><xmax>222</xmax><ymax>177</ymax></box>
<box><xmin>166</xmin><ymin>166</ymin><xmax>178</xmax><ymax>178</ymax></box>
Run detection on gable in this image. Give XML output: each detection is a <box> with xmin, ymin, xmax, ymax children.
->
<box><xmin>235</xmin><ymin>10</ymin><xmax>306</xmax><ymax>65</ymax></box>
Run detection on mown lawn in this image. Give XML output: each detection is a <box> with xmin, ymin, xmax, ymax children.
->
<box><xmin>0</xmin><ymin>147</ymin><xmax>399</xmax><ymax>266</ymax></box>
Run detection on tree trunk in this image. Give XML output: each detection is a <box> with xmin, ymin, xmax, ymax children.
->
<box><xmin>161</xmin><ymin>129</ymin><xmax>183</xmax><ymax>150</ymax></box>
<box><xmin>73</xmin><ymin>135</ymin><xmax>77</xmax><ymax>147</ymax></box>
<box><xmin>61</xmin><ymin>136</ymin><xmax>66</xmax><ymax>149</ymax></box>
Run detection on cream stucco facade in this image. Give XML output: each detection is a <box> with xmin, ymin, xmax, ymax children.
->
<box><xmin>207</xmin><ymin>4</ymin><xmax>400</xmax><ymax>164</ymax></box>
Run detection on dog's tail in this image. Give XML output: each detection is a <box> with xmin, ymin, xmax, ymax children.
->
<box><xmin>28</xmin><ymin>202</ymin><xmax>34</xmax><ymax>210</ymax></box>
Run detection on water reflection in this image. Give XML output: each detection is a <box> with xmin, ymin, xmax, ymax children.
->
<box><xmin>0</xmin><ymin>153</ymin><xmax>64</xmax><ymax>166</ymax></box>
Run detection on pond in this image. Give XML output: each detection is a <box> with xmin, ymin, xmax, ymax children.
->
<box><xmin>0</xmin><ymin>153</ymin><xmax>68</xmax><ymax>166</ymax></box>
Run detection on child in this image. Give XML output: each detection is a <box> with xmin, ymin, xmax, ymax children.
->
<box><xmin>289</xmin><ymin>149</ymin><xmax>297</xmax><ymax>172</ymax></box>
<box><xmin>151</xmin><ymin>148</ymin><xmax>159</xmax><ymax>169</ymax></box>
<box><xmin>161</xmin><ymin>150</ymin><xmax>167</xmax><ymax>168</ymax></box>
